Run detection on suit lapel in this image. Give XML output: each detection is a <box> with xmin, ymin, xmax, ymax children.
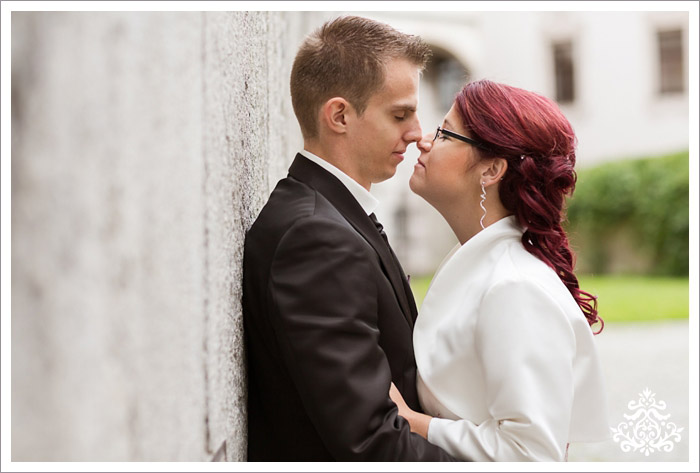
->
<box><xmin>288</xmin><ymin>154</ymin><xmax>415</xmax><ymax>328</ymax></box>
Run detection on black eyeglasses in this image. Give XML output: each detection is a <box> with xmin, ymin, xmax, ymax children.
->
<box><xmin>434</xmin><ymin>126</ymin><xmax>487</xmax><ymax>150</ymax></box>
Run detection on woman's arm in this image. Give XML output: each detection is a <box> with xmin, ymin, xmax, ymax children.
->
<box><xmin>407</xmin><ymin>279</ymin><xmax>578</xmax><ymax>461</ymax></box>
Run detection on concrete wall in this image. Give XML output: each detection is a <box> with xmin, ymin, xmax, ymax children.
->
<box><xmin>11</xmin><ymin>11</ymin><xmax>305</xmax><ymax>461</ymax></box>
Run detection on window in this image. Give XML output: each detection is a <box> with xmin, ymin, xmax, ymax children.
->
<box><xmin>657</xmin><ymin>29</ymin><xmax>684</xmax><ymax>94</ymax></box>
<box><xmin>432</xmin><ymin>55</ymin><xmax>468</xmax><ymax>111</ymax></box>
<box><xmin>553</xmin><ymin>41</ymin><xmax>575</xmax><ymax>103</ymax></box>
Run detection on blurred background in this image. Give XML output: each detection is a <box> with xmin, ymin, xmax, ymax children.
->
<box><xmin>7</xmin><ymin>7</ymin><xmax>692</xmax><ymax>463</ymax></box>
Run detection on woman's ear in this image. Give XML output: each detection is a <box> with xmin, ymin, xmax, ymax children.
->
<box><xmin>482</xmin><ymin>158</ymin><xmax>508</xmax><ymax>186</ymax></box>
<box><xmin>320</xmin><ymin>97</ymin><xmax>350</xmax><ymax>135</ymax></box>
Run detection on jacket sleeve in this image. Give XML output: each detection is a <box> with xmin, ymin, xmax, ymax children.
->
<box><xmin>268</xmin><ymin>217</ymin><xmax>457</xmax><ymax>461</ymax></box>
<box><xmin>426</xmin><ymin>279</ymin><xmax>576</xmax><ymax>461</ymax></box>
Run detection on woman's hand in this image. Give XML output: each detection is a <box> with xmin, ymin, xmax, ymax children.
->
<box><xmin>389</xmin><ymin>383</ymin><xmax>432</xmax><ymax>439</ymax></box>
<box><xmin>389</xmin><ymin>382</ymin><xmax>412</xmax><ymax>417</ymax></box>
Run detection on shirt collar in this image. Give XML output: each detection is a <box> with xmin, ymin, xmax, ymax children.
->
<box><xmin>299</xmin><ymin>149</ymin><xmax>379</xmax><ymax>216</ymax></box>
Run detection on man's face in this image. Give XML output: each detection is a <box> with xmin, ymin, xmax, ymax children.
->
<box><xmin>346</xmin><ymin>58</ymin><xmax>422</xmax><ymax>189</ymax></box>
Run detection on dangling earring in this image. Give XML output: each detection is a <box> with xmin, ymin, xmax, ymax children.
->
<box><xmin>479</xmin><ymin>181</ymin><xmax>487</xmax><ymax>230</ymax></box>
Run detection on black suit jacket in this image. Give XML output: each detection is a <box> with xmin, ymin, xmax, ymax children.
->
<box><xmin>243</xmin><ymin>154</ymin><xmax>457</xmax><ymax>461</ymax></box>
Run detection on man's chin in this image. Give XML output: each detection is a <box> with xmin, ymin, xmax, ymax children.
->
<box><xmin>372</xmin><ymin>169</ymin><xmax>399</xmax><ymax>184</ymax></box>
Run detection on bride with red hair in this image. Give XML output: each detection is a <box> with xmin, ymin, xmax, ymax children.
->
<box><xmin>390</xmin><ymin>79</ymin><xmax>609</xmax><ymax>461</ymax></box>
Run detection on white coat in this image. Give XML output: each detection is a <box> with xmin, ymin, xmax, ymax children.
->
<box><xmin>414</xmin><ymin>215</ymin><xmax>610</xmax><ymax>461</ymax></box>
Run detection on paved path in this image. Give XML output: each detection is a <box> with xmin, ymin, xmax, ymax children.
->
<box><xmin>567</xmin><ymin>319</ymin><xmax>690</xmax><ymax>462</ymax></box>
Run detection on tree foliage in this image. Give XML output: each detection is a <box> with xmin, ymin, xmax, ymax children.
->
<box><xmin>565</xmin><ymin>151</ymin><xmax>689</xmax><ymax>276</ymax></box>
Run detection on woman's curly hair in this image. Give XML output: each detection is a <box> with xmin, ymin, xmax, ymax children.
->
<box><xmin>455</xmin><ymin>80</ymin><xmax>603</xmax><ymax>333</ymax></box>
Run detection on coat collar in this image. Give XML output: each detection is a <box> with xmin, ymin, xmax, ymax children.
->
<box><xmin>435</xmin><ymin>216</ymin><xmax>524</xmax><ymax>279</ymax></box>
<box><xmin>417</xmin><ymin>216</ymin><xmax>524</xmax><ymax>328</ymax></box>
<box><xmin>288</xmin><ymin>153</ymin><xmax>416</xmax><ymax>327</ymax></box>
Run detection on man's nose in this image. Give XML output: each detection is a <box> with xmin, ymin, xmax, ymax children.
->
<box><xmin>416</xmin><ymin>133</ymin><xmax>433</xmax><ymax>153</ymax></box>
<box><xmin>405</xmin><ymin>116</ymin><xmax>423</xmax><ymax>143</ymax></box>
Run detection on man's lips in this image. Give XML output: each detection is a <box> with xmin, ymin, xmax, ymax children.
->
<box><xmin>416</xmin><ymin>158</ymin><xmax>426</xmax><ymax>168</ymax></box>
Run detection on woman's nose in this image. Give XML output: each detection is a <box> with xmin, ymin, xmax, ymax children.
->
<box><xmin>416</xmin><ymin>133</ymin><xmax>433</xmax><ymax>153</ymax></box>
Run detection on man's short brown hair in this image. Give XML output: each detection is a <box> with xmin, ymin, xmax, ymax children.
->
<box><xmin>290</xmin><ymin>16</ymin><xmax>431</xmax><ymax>139</ymax></box>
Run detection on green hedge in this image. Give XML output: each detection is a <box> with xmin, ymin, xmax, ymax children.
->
<box><xmin>565</xmin><ymin>151</ymin><xmax>689</xmax><ymax>276</ymax></box>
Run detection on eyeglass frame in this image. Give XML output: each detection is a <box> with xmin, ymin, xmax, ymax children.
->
<box><xmin>433</xmin><ymin>126</ymin><xmax>489</xmax><ymax>151</ymax></box>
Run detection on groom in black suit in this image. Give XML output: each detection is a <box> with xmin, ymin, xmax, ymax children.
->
<box><xmin>242</xmin><ymin>16</ymin><xmax>456</xmax><ymax>461</ymax></box>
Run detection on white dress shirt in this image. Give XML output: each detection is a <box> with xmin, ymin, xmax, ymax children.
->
<box><xmin>414</xmin><ymin>216</ymin><xmax>610</xmax><ymax>461</ymax></box>
<box><xmin>299</xmin><ymin>149</ymin><xmax>378</xmax><ymax>216</ymax></box>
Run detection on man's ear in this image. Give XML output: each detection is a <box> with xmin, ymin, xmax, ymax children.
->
<box><xmin>320</xmin><ymin>97</ymin><xmax>351</xmax><ymax>135</ymax></box>
<box><xmin>482</xmin><ymin>158</ymin><xmax>508</xmax><ymax>186</ymax></box>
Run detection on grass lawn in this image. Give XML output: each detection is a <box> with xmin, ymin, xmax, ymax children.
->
<box><xmin>410</xmin><ymin>274</ymin><xmax>689</xmax><ymax>323</ymax></box>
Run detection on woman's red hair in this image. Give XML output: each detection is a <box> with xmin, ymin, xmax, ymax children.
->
<box><xmin>455</xmin><ymin>80</ymin><xmax>602</xmax><ymax>333</ymax></box>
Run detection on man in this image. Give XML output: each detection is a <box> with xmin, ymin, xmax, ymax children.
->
<box><xmin>243</xmin><ymin>16</ymin><xmax>457</xmax><ymax>461</ymax></box>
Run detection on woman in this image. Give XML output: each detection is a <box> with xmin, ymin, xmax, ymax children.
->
<box><xmin>390</xmin><ymin>80</ymin><xmax>609</xmax><ymax>461</ymax></box>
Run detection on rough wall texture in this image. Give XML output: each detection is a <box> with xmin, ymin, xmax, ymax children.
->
<box><xmin>11</xmin><ymin>11</ymin><xmax>305</xmax><ymax>461</ymax></box>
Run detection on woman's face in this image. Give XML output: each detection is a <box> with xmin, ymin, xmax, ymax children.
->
<box><xmin>409</xmin><ymin>104</ymin><xmax>482</xmax><ymax>210</ymax></box>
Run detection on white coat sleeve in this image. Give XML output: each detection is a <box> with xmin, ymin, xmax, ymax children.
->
<box><xmin>426</xmin><ymin>279</ymin><xmax>577</xmax><ymax>461</ymax></box>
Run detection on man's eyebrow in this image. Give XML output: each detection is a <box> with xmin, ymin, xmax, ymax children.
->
<box><xmin>391</xmin><ymin>105</ymin><xmax>417</xmax><ymax>112</ymax></box>
<box><xmin>443</xmin><ymin>118</ymin><xmax>453</xmax><ymax>129</ymax></box>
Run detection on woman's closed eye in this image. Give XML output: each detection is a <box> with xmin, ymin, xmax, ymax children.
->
<box><xmin>435</xmin><ymin>130</ymin><xmax>450</xmax><ymax>141</ymax></box>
